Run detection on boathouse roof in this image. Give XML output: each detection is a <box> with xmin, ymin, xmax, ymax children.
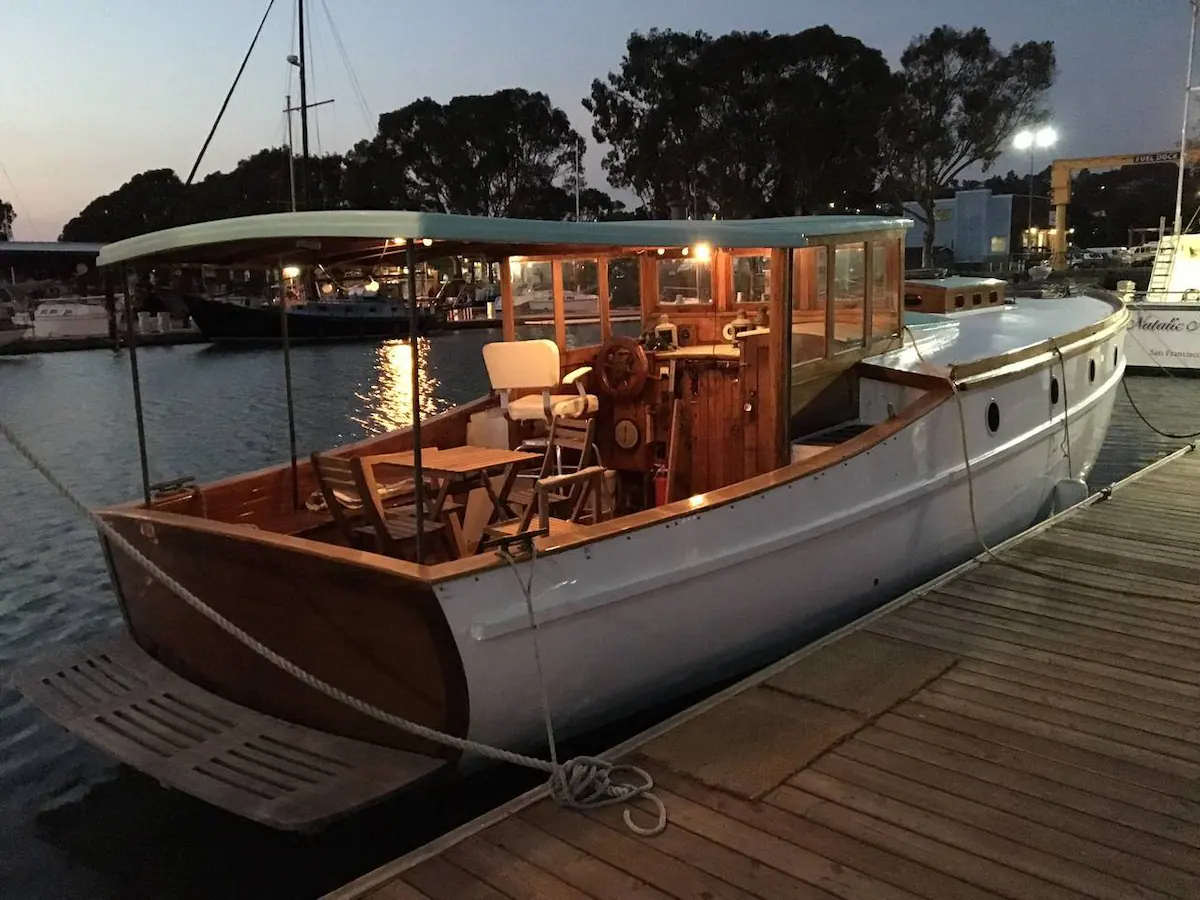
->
<box><xmin>96</xmin><ymin>210</ymin><xmax>912</xmax><ymax>268</ymax></box>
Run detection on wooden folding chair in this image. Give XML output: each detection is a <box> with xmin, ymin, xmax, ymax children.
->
<box><xmin>479</xmin><ymin>465</ymin><xmax>608</xmax><ymax>552</ymax></box>
<box><xmin>310</xmin><ymin>451</ymin><xmax>450</xmax><ymax>559</ymax></box>
<box><xmin>506</xmin><ymin>417</ymin><xmax>597</xmax><ymax>528</ymax></box>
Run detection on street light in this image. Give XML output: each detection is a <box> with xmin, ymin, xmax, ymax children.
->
<box><xmin>1013</xmin><ymin>125</ymin><xmax>1057</xmax><ymax>252</ymax></box>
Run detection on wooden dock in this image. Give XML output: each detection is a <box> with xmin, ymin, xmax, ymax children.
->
<box><xmin>329</xmin><ymin>444</ymin><xmax>1200</xmax><ymax>900</ymax></box>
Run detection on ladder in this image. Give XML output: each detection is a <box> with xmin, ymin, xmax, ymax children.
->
<box><xmin>1147</xmin><ymin>235</ymin><xmax>1176</xmax><ymax>297</ymax></box>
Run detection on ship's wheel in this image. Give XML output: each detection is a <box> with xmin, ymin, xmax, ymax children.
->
<box><xmin>596</xmin><ymin>335</ymin><xmax>649</xmax><ymax>398</ymax></box>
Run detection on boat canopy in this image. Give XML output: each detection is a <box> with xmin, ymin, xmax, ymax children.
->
<box><xmin>96</xmin><ymin>210</ymin><xmax>912</xmax><ymax>268</ymax></box>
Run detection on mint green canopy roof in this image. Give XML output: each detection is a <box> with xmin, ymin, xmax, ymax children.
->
<box><xmin>97</xmin><ymin>209</ymin><xmax>912</xmax><ymax>268</ymax></box>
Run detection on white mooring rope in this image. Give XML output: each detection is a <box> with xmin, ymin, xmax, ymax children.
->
<box><xmin>0</xmin><ymin>418</ymin><xmax>666</xmax><ymax>837</ymax></box>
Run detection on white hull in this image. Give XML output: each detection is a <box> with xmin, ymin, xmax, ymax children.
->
<box><xmin>440</xmin><ymin>325</ymin><xmax>1125</xmax><ymax>759</ymax></box>
<box><xmin>1125</xmin><ymin>302</ymin><xmax>1200</xmax><ymax>371</ymax></box>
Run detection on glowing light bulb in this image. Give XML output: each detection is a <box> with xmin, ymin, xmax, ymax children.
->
<box><xmin>365</xmin><ymin>279</ymin><xmax>380</xmax><ymax>293</ymax></box>
<box><xmin>422</xmin><ymin>238</ymin><xmax>433</xmax><ymax>247</ymax></box>
<box><xmin>692</xmin><ymin>243</ymin><xmax>712</xmax><ymax>262</ymax></box>
<box><xmin>656</xmin><ymin>248</ymin><xmax>665</xmax><ymax>256</ymax></box>
<box><xmin>392</xmin><ymin>237</ymin><xmax>406</xmax><ymax>245</ymax></box>
<box><xmin>282</xmin><ymin>265</ymin><xmax>301</xmax><ymax>279</ymax></box>
<box><xmin>681</xmin><ymin>247</ymin><xmax>689</xmax><ymax>256</ymax></box>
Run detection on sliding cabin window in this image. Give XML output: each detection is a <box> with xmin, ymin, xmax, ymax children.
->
<box><xmin>608</xmin><ymin>257</ymin><xmax>643</xmax><ymax>338</ymax></box>
<box><xmin>731</xmin><ymin>253</ymin><xmax>771</xmax><ymax>304</ymax></box>
<box><xmin>510</xmin><ymin>259</ymin><xmax>555</xmax><ymax>342</ymax></box>
<box><xmin>832</xmin><ymin>243</ymin><xmax>867</xmax><ymax>352</ymax></box>
<box><xmin>656</xmin><ymin>255</ymin><xmax>713</xmax><ymax>305</ymax></box>
<box><xmin>560</xmin><ymin>259</ymin><xmax>601</xmax><ymax>348</ymax></box>
<box><xmin>871</xmin><ymin>239</ymin><xmax>901</xmax><ymax>340</ymax></box>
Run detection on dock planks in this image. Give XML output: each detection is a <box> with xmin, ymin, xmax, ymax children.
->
<box><xmin>331</xmin><ymin>447</ymin><xmax>1200</xmax><ymax>900</ymax></box>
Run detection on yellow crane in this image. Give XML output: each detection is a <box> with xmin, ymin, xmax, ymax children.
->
<box><xmin>1050</xmin><ymin>149</ymin><xmax>1200</xmax><ymax>269</ymax></box>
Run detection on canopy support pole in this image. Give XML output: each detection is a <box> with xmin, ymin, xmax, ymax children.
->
<box><xmin>407</xmin><ymin>243</ymin><xmax>425</xmax><ymax>564</ymax></box>
<box><xmin>123</xmin><ymin>268</ymin><xmax>152</xmax><ymax>506</ymax></box>
<box><xmin>279</xmin><ymin>266</ymin><xmax>300</xmax><ymax>511</ymax></box>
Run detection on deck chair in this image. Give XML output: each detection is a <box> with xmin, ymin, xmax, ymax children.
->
<box><xmin>310</xmin><ymin>452</ymin><xmax>451</xmax><ymax>559</ymax></box>
<box><xmin>480</xmin><ymin>465</ymin><xmax>608</xmax><ymax>552</ymax></box>
<box><xmin>500</xmin><ymin>417</ymin><xmax>599</xmax><ymax>533</ymax></box>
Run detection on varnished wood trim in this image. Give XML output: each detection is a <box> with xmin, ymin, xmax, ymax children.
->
<box><xmin>597</xmin><ymin>256</ymin><xmax>611</xmax><ymax>340</ymax></box>
<box><xmin>551</xmin><ymin>260</ymin><xmax>566</xmax><ymax>349</ymax></box>
<box><xmin>863</xmin><ymin>239</ymin><xmax>875</xmax><ymax>344</ymax></box>
<box><xmin>857</xmin><ymin>362</ymin><xmax>951</xmax><ymax>391</ymax></box>
<box><xmin>825</xmin><ymin>246</ymin><xmax>836</xmax><ymax>358</ymax></box>
<box><xmin>768</xmin><ymin>248</ymin><xmax>788</xmax><ymax>467</ymax></box>
<box><xmin>500</xmin><ymin>259</ymin><xmax>515</xmax><ymax>342</ymax></box>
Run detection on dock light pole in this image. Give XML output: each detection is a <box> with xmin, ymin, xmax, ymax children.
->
<box><xmin>1013</xmin><ymin>125</ymin><xmax>1057</xmax><ymax>253</ymax></box>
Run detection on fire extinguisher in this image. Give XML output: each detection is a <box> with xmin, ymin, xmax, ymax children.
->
<box><xmin>652</xmin><ymin>464</ymin><xmax>668</xmax><ymax>506</ymax></box>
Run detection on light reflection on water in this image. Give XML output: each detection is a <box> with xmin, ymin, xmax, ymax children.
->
<box><xmin>351</xmin><ymin>338</ymin><xmax>448</xmax><ymax>434</ymax></box>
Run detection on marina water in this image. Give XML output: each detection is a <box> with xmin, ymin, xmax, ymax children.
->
<box><xmin>1</xmin><ymin>335</ymin><xmax>1196</xmax><ymax>899</ymax></box>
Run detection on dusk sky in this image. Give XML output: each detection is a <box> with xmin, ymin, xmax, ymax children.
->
<box><xmin>0</xmin><ymin>0</ymin><xmax>1190</xmax><ymax>240</ymax></box>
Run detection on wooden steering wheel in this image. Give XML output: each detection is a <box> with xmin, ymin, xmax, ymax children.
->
<box><xmin>596</xmin><ymin>335</ymin><xmax>649</xmax><ymax>398</ymax></box>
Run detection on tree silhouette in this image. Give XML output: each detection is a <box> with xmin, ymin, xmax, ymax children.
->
<box><xmin>0</xmin><ymin>197</ymin><xmax>14</xmax><ymax>241</ymax></box>
<box><xmin>882</xmin><ymin>26</ymin><xmax>1056</xmax><ymax>264</ymax></box>
<box><xmin>585</xmin><ymin>27</ymin><xmax>893</xmax><ymax>218</ymax></box>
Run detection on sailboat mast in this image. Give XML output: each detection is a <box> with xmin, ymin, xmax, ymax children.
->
<box><xmin>286</xmin><ymin>93</ymin><xmax>297</xmax><ymax>212</ymax></box>
<box><xmin>1174</xmin><ymin>0</ymin><xmax>1198</xmax><ymax>238</ymax></box>
<box><xmin>296</xmin><ymin>0</ymin><xmax>311</xmax><ymax>210</ymax></box>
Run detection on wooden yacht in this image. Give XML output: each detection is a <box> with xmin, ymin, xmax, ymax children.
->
<box><xmin>15</xmin><ymin>210</ymin><xmax>1130</xmax><ymax>830</ymax></box>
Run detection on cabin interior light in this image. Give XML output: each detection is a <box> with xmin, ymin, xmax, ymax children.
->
<box><xmin>282</xmin><ymin>265</ymin><xmax>302</xmax><ymax>279</ymax></box>
<box><xmin>692</xmin><ymin>243</ymin><xmax>712</xmax><ymax>262</ymax></box>
<box><xmin>392</xmin><ymin>237</ymin><xmax>406</xmax><ymax>245</ymax></box>
<box><xmin>656</xmin><ymin>248</ymin><xmax>666</xmax><ymax>256</ymax></box>
<box><xmin>365</xmin><ymin>279</ymin><xmax>380</xmax><ymax>293</ymax></box>
<box><xmin>681</xmin><ymin>247</ymin><xmax>690</xmax><ymax>257</ymax></box>
<box><xmin>422</xmin><ymin>238</ymin><xmax>434</xmax><ymax>247</ymax></box>
<box><xmin>320</xmin><ymin>282</ymin><xmax>334</xmax><ymax>295</ymax></box>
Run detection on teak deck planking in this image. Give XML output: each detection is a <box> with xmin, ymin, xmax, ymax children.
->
<box><xmin>329</xmin><ymin>446</ymin><xmax>1200</xmax><ymax>900</ymax></box>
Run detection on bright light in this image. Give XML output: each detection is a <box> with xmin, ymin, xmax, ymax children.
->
<box><xmin>692</xmin><ymin>242</ymin><xmax>712</xmax><ymax>263</ymax></box>
<box><xmin>828</xmin><ymin>202</ymin><xmax>836</xmax><ymax>209</ymax></box>
<box><xmin>656</xmin><ymin>248</ymin><xmax>666</xmax><ymax>256</ymax></box>
<box><xmin>320</xmin><ymin>282</ymin><xmax>334</xmax><ymax>295</ymax></box>
<box><xmin>282</xmin><ymin>265</ymin><xmax>301</xmax><ymax>279</ymax></box>
<box><xmin>422</xmin><ymin>238</ymin><xmax>434</xmax><ymax>247</ymax></box>
<box><xmin>365</xmin><ymin>279</ymin><xmax>380</xmax><ymax>293</ymax></box>
<box><xmin>392</xmin><ymin>237</ymin><xmax>406</xmax><ymax>245</ymax></box>
<box><xmin>681</xmin><ymin>247</ymin><xmax>690</xmax><ymax>256</ymax></box>
<box><xmin>1014</xmin><ymin>125</ymin><xmax>1057</xmax><ymax>150</ymax></box>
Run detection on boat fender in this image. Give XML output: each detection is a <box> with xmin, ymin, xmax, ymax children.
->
<box><xmin>1052</xmin><ymin>476</ymin><xmax>1089</xmax><ymax>513</ymax></box>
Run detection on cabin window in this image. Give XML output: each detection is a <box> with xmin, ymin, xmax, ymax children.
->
<box><xmin>510</xmin><ymin>259</ymin><xmax>554</xmax><ymax>340</ymax></box>
<box><xmin>790</xmin><ymin>246</ymin><xmax>827</xmax><ymax>366</ymax></box>
<box><xmin>971</xmin><ymin>293</ymin><xmax>982</xmax><ymax>306</ymax></box>
<box><xmin>989</xmin><ymin>291</ymin><xmax>999</xmax><ymax>304</ymax></box>
<box><xmin>561</xmin><ymin>259</ymin><xmax>601</xmax><ymax>348</ymax></box>
<box><xmin>731</xmin><ymin>254</ymin><xmax>771</xmax><ymax>303</ymax></box>
<box><xmin>954</xmin><ymin>294</ymin><xmax>965</xmax><ymax>308</ymax></box>
<box><xmin>871</xmin><ymin>240</ymin><xmax>901</xmax><ymax>339</ymax></box>
<box><xmin>832</xmin><ymin>243</ymin><xmax>866</xmax><ymax>351</ymax></box>
<box><xmin>657</xmin><ymin>255</ymin><xmax>712</xmax><ymax>305</ymax></box>
<box><xmin>608</xmin><ymin>257</ymin><xmax>643</xmax><ymax>338</ymax></box>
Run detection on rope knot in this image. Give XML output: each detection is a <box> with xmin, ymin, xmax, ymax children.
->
<box><xmin>548</xmin><ymin>756</ymin><xmax>667</xmax><ymax>836</ymax></box>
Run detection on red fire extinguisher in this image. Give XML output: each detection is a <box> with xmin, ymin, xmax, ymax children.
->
<box><xmin>653</xmin><ymin>464</ymin><xmax>668</xmax><ymax>506</ymax></box>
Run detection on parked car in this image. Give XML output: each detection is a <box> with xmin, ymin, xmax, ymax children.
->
<box><xmin>1130</xmin><ymin>243</ymin><xmax>1159</xmax><ymax>266</ymax></box>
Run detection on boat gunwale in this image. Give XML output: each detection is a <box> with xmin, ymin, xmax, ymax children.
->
<box><xmin>96</xmin><ymin>299</ymin><xmax>1129</xmax><ymax>587</ymax></box>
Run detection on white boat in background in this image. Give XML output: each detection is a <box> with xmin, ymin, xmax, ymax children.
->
<box><xmin>32</xmin><ymin>296</ymin><xmax>124</xmax><ymax>339</ymax></box>
<box><xmin>13</xmin><ymin>209</ymin><xmax>1128</xmax><ymax>831</ymax></box>
<box><xmin>1123</xmin><ymin>0</ymin><xmax>1200</xmax><ymax>373</ymax></box>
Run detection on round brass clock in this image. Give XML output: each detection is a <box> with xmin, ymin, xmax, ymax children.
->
<box><xmin>614</xmin><ymin>418</ymin><xmax>640</xmax><ymax>450</ymax></box>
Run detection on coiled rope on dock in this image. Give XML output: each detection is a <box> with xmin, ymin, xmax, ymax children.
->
<box><xmin>0</xmin><ymin>417</ymin><xmax>666</xmax><ymax>837</ymax></box>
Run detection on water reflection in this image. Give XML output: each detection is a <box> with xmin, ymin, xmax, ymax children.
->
<box><xmin>351</xmin><ymin>338</ymin><xmax>447</xmax><ymax>435</ymax></box>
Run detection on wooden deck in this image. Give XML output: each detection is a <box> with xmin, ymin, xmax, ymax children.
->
<box><xmin>329</xmin><ymin>444</ymin><xmax>1200</xmax><ymax>900</ymax></box>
